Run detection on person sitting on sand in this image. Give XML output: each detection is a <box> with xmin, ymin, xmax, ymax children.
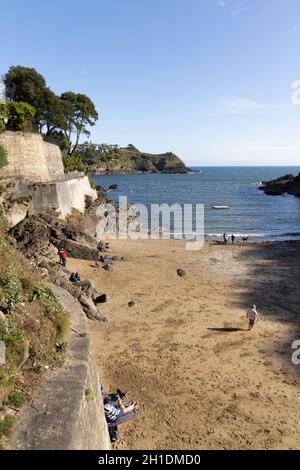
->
<box><xmin>69</xmin><ymin>272</ymin><xmax>81</xmax><ymax>283</ymax></box>
<box><xmin>246</xmin><ymin>304</ymin><xmax>259</xmax><ymax>331</ymax></box>
<box><xmin>104</xmin><ymin>394</ymin><xmax>137</xmax><ymax>424</ymax></box>
<box><xmin>104</xmin><ymin>391</ymin><xmax>138</xmax><ymax>442</ymax></box>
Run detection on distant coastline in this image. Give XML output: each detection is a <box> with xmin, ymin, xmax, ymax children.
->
<box><xmin>79</xmin><ymin>143</ymin><xmax>188</xmax><ymax>175</ymax></box>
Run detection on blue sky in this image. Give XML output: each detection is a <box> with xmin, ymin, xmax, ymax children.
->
<box><xmin>2</xmin><ymin>0</ymin><xmax>300</xmax><ymax>165</ymax></box>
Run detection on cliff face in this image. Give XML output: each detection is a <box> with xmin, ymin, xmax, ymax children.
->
<box><xmin>86</xmin><ymin>145</ymin><xmax>188</xmax><ymax>174</ymax></box>
<box><xmin>259</xmin><ymin>173</ymin><xmax>300</xmax><ymax>197</ymax></box>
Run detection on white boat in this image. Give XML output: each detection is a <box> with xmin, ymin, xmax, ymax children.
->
<box><xmin>212</xmin><ymin>205</ymin><xmax>230</xmax><ymax>209</ymax></box>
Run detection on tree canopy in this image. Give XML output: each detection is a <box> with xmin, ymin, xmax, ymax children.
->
<box><xmin>3</xmin><ymin>66</ymin><xmax>99</xmax><ymax>154</ymax></box>
<box><xmin>60</xmin><ymin>92</ymin><xmax>98</xmax><ymax>154</ymax></box>
<box><xmin>0</xmin><ymin>102</ymin><xmax>36</xmax><ymax>132</ymax></box>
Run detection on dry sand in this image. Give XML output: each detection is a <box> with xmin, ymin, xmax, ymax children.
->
<box><xmin>68</xmin><ymin>240</ymin><xmax>300</xmax><ymax>450</ymax></box>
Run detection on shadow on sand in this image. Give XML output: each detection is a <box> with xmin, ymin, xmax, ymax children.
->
<box><xmin>231</xmin><ymin>242</ymin><xmax>300</xmax><ymax>371</ymax></box>
<box><xmin>207</xmin><ymin>327</ymin><xmax>244</xmax><ymax>333</ymax></box>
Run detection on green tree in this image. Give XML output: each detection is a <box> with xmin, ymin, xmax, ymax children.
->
<box><xmin>60</xmin><ymin>92</ymin><xmax>98</xmax><ymax>154</ymax></box>
<box><xmin>0</xmin><ymin>102</ymin><xmax>36</xmax><ymax>132</ymax></box>
<box><xmin>50</xmin><ymin>130</ymin><xmax>70</xmax><ymax>153</ymax></box>
<box><xmin>39</xmin><ymin>89</ymin><xmax>66</xmax><ymax>136</ymax></box>
<box><xmin>4</xmin><ymin>66</ymin><xmax>63</xmax><ymax>134</ymax></box>
<box><xmin>62</xmin><ymin>153</ymin><xmax>87</xmax><ymax>173</ymax></box>
<box><xmin>4</xmin><ymin>66</ymin><xmax>99</xmax><ymax>153</ymax></box>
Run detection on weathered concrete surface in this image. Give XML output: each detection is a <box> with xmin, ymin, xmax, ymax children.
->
<box><xmin>11</xmin><ymin>285</ymin><xmax>110</xmax><ymax>450</ymax></box>
<box><xmin>30</xmin><ymin>176</ymin><xmax>98</xmax><ymax>218</ymax></box>
<box><xmin>0</xmin><ymin>131</ymin><xmax>64</xmax><ymax>182</ymax></box>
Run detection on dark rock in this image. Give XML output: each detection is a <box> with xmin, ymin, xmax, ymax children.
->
<box><xmin>99</xmin><ymin>255</ymin><xmax>112</xmax><ymax>263</ymax></box>
<box><xmin>177</xmin><ymin>269</ymin><xmax>186</xmax><ymax>277</ymax></box>
<box><xmin>259</xmin><ymin>173</ymin><xmax>300</xmax><ymax>197</ymax></box>
<box><xmin>62</xmin><ymin>240</ymin><xmax>100</xmax><ymax>261</ymax></box>
<box><xmin>103</xmin><ymin>263</ymin><xmax>113</xmax><ymax>272</ymax></box>
<box><xmin>128</xmin><ymin>300</ymin><xmax>135</xmax><ymax>308</ymax></box>
<box><xmin>10</xmin><ymin>212</ymin><xmax>99</xmax><ymax>261</ymax></box>
<box><xmin>111</xmin><ymin>256</ymin><xmax>124</xmax><ymax>261</ymax></box>
<box><xmin>109</xmin><ymin>184</ymin><xmax>118</xmax><ymax>190</ymax></box>
<box><xmin>92</xmin><ymin>294</ymin><xmax>107</xmax><ymax>304</ymax></box>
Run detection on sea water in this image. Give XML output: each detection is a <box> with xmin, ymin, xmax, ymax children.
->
<box><xmin>92</xmin><ymin>166</ymin><xmax>300</xmax><ymax>241</ymax></box>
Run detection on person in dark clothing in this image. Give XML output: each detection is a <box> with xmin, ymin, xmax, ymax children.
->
<box><xmin>70</xmin><ymin>272</ymin><xmax>81</xmax><ymax>283</ymax></box>
<box><xmin>231</xmin><ymin>234</ymin><xmax>235</xmax><ymax>245</ymax></box>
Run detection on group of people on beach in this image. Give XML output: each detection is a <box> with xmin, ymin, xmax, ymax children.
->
<box><xmin>223</xmin><ymin>233</ymin><xmax>249</xmax><ymax>245</ymax></box>
<box><xmin>223</xmin><ymin>233</ymin><xmax>235</xmax><ymax>245</ymax></box>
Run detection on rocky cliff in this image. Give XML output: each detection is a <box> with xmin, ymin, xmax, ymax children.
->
<box><xmin>259</xmin><ymin>173</ymin><xmax>300</xmax><ymax>197</ymax></box>
<box><xmin>86</xmin><ymin>145</ymin><xmax>188</xmax><ymax>174</ymax></box>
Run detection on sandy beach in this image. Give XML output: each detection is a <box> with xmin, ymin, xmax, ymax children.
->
<box><xmin>68</xmin><ymin>240</ymin><xmax>300</xmax><ymax>450</ymax></box>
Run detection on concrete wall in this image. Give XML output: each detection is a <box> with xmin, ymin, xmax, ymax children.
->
<box><xmin>30</xmin><ymin>175</ymin><xmax>98</xmax><ymax>218</ymax></box>
<box><xmin>12</xmin><ymin>285</ymin><xmax>111</xmax><ymax>450</ymax></box>
<box><xmin>0</xmin><ymin>131</ymin><xmax>64</xmax><ymax>182</ymax></box>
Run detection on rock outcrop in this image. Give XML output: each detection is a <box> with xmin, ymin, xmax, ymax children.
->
<box><xmin>259</xmin><ymin>173</ymin><xmax>300</xmax><ymax>197</ymax></box>
<box><xmin>86</xmin><ymin>145</ymin><xmax>188</xmax><ymax>174</ymax></box>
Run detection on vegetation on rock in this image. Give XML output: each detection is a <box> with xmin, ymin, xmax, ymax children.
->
<box><xmin>63</xmin><ymin>153</ymin><xmax>87</xmax><ymax>173</ymax></box>
<box><xmin>0</xmin><ymin>213</ymin><xmax>68</xmax><ymax>448</ymax></box>
<box><xmin>83</xmin><ymin>144</ymin><xmax>188</xmax><ymax>174</ymax></box>
<box><xmin>0</xmin><ymin>102</ymin><xmax>36</xmax><ymax>133</ymax></box>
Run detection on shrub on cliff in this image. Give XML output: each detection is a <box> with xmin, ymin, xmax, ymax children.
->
<box><xmin>0</xmin><ymin>102</ymin><xmax>36</xmax><ymax>132</ymax></box>
<box><xmin>0</xmin><ymin>145</ymin><xmax>8</xmax><ymax>169</ymax></box>
<box><xmin>63</xmin><ymin>153</ymin><xmax>87</xmax><ymax>173</ymax></box>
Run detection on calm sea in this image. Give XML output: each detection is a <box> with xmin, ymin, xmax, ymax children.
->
<box><xmin>92</xmin><ymin>166</ymin><xmax>300</xmax><ymax>241</ymax></box>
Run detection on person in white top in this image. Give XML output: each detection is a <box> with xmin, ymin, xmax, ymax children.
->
<box><xmin>246</xmin><ymin>305</ymin><xmax>259</xmax><ymax>331</ymax></box>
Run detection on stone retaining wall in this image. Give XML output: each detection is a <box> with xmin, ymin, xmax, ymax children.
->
<box><xmin>30</xmin><ymin>175</ymin><xmax>98</xmax><ymax>218</ymax></box>
<box><xmin>11</xmin><ymin>285</ymin><xmax>111</xmax><ymax>450</ymax></box>
<box><xmin>0</xmin><ymin>131</ymin><xmax>64</xmax><ymax>183</ymax></box>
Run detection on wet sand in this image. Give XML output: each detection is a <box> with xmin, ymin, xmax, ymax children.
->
<box><xmin>68</xmin><ymin>240</ymin><xmax>300</xmax><ymax>450</ymax></box>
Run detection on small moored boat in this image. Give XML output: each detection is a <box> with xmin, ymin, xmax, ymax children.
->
<box><xmin>212</xmin><ymin>205</ymin><xmax>230</xmax><ymax>209</ymax></box>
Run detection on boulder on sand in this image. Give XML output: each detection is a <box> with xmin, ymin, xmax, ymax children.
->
<box><xmin>92</xmin><ymin>293</ymin><xmax>107</xmax><ymax>304</ymax></box>
<box><xmin>62</xmin><ymin>240</ymin><xmax>100</xmax><ymax>261</ymax></box>
<box><xmin>79</xmin><ymin>294</ymin><xmax>106</xmax><ymax>321</ymax></box>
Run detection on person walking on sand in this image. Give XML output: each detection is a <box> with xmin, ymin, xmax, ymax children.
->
<box><xmin>246</xmin><ymin>304</ymin><xmax>259</xmax><ymax>331</ymax></box>
<box><xmin>223</xmin><ymin>233</ymin><xmax>228</xmax><ymax>245</ymax></box>
<box><xmin>59</xmin><ymin>248</ymin><xmax>67</xmax><ymax>267</ymax></box>
<box><xmin>231</xmin><ymin>234</ymin><xmax>235</xmax><ymax>245</ymax></box>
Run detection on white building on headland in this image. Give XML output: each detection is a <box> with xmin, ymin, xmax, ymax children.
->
<box><xmin>77</xmin><ymin>141</ymin><xmax>119</xmax><ymax>155</ymax></box>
